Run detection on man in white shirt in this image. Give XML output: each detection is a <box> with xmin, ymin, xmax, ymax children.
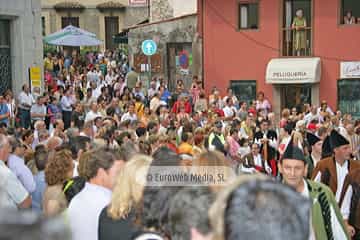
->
<box><xmin>87</xmin><ymin>68</ymin><xmax>96</xmax><ymax>83</ymax></box>
<box><xmin>222</xmin><ymin>98</ymin><xmax>237</xmax><ymax>123</ymax></box>
<box><xmin>304</xmin><ymin>105</ymin><xmax>320</xmax><ymax>126</ymax></box>
<box><xmin>79</xmin><ymin>121</ymin><xmax>94</xmax><ymax>139</ymax></box>
<box><xmin>312</xmin><ymin>130</ymin><xmax>360</xmax><ymax>203</ymax></box>
<box><xmin>0</xmin><ymin>134</ymin><xmax>32</xmax><ymax>210</ymax></box>
<box><xmin>88</xmin><ymin>81</ymin><xmax>102</xmax><ymax>100</ymax></box>
<box><xmin>121</xmin><ymin>102</ymin><xmax>137</xmax><ymax>122</ymax></box>
<box><xmin>17</xmin><ymin>84</ymin><xmax>35</xmax><ymax>129</ymax></box>
<box><xmin>105</xmin><ymin>68</ymin><xmax>116</xmax><ymax>85</ymax></box>
<box><xmin>67</xmin><ymin>148</ymin><xmax>125</xmax><ymax>240</ymax></box>
<box><xmin>60</xmin><ymin>88</ymin><xmax>74</xmax><ymax>129</ymax></box>
<box><xmin>222</xmin><ymin>87</ymin><xmax>239</xmax><ymax>109</ymax></box>
<box><xmin>85</xmin><ymin>101</ymin><xmax>103</xmax><ymax>123</ymax></box>
<box><xmin>147</xmin><ymin>80</ymin><xmax>158</xmax><ymax>100</ymax></box>
<box><xmin>30</xmin><ymin>96</ymin><xmax>47</xmax><ymax>125</ymax></box>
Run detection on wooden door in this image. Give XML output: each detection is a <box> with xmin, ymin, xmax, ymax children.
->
<box><xmin>105</xmin><ymin>17</ymin><xmax>119</xmax><ymax>50</ymax></box>
<box><xmin>281</xmin><ymin>84</ymin><xmax>311</xmax><ymax>109</ymax></box>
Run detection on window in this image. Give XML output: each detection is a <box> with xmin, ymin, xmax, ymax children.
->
<box><xmin>238</xmin><ymin>2</ymin><xmax>259</xmax><ymax>29</ymax></box>
<box><xmin>61</xmin><ymin>17</ymin><xmax>79</xmax><ymax>28</ymax></box>
<box><xmin>230</xmin><ymin>80</ymin><xmax>257</xmax><ymax>105</ymax></box>
<box><xmin>0</xmin><ymin>20</ymin><xmax>10</xmax><ymax>47</ymax></box>
<box><xmin>338</xmin><ymin>79</ymin><xmax>360</xmax><ymax>118</ymax></box>
<box><xmin>341</xmin><ymin>0</ymin><xmax>360</xmax><ymax>24</ymax></box>
<box><xmin>0</xmin><ymin>20</ymin><xmax>12</xmax><ymax>94</ymax></box>
<box><xmin>41</xmin><ymin>17</ymin><xmax>46</xmax><ymax>36</ymax></box>
<box><xmin>282</xmin><ymin>0</ymin><xmax>312</xmax><ymax>56</ymax></box>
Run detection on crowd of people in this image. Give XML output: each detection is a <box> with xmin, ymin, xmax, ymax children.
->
<box><xmin>0</xmin><ymin>48</ymin><xmax>360</xmax><ymax>240</ymax></box>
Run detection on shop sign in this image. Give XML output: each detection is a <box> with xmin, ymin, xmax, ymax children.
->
<box><xmin>266</xmin><ymin>57</ymin><xmax>320</xmax><ymax>84</ymax></box>
<box><xmin>272</xmin><ymin>71</ymin><xmax>307</xmax><ymax>79</ymax></box>
<box><xmin>341</xmin><ymin>62</ymin><xmax>360</xmax><ymax>78</ymax></box>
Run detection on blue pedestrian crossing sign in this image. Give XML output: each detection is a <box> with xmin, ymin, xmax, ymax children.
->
<box><xmin>141</xmin><ymin>40</ymin><xmax>157</xmax><ymax>56</ymax></box>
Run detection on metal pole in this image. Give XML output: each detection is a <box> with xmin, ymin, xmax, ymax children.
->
<box><xmin>148</xmin><ymin>55</ymin><xmax>152</xmax><ymax>89</ymax></box>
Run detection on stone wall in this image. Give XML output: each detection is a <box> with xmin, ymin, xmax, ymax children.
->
<box><xmin>42</xmin><ymin>0</ymin><xmax>129</xmax><ymax>7</ymax></box>
<box><xmin>150</xmin><ymin>0</ymin><xmax>174</xmax><ymax>22</ymax></box>
<box><xmin>129</xmin><ymin>15</ymin><xmax>196</xmax><ymax>54</ymax></box>
<box><xmin>124</xmin><ymin>6</ymin><xmax>148</xmax><ymax>28</ymax></box>
<box><xmin>128</xmin><ymin>14</ymin><xmax>202</xmax><ymax>87</ymax></box>
<box><xmin>149</xmin><ymin>0</ymin><xmax>197</xmax><ymax>22</ymax></box>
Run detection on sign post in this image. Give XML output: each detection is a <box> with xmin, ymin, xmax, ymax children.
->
<box><xmin>29</xmin><ymin>66</ymin><xmax>42</xmax><ymax>92</ymax></box>
<box><xmin>141</xmin><ymin>40</ymin><xmax>157</xmax><ymax>88</ymax></box>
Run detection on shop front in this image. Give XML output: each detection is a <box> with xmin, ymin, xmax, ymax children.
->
<box><xmin>338</xmin><ymin>62</ymin><xmax>360</xmax><ymax>118</ymax></box>
<box><xmin>266</xmin><ymin>57</ymin><xmax>321</xmax><ymax>115</ymax></box>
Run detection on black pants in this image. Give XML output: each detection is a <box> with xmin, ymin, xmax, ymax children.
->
<box><xmin>18</xmin><ymin>108</ymin><xmax>31</xmax><ymax>129</ymax></box>
<box><xmin>62</xmin><ymin>110</ymin><xmax>72</xmax><ymax>130</ymax></box>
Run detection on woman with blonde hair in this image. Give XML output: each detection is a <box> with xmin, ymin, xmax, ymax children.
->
<box><xmin>280</xmin><ymin>108</ymin><xmax>290</xmax><ymax>128</ymax></box>
<box><xmin>98</xmin><ymin>154</ymin><xmax>152</xmax><ymax>240</ymax></box>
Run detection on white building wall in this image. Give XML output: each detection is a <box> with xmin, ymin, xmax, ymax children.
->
<box><xmin>171</xmin><ymin>0</ymin><xmax>197</xmax><ymax>17</ymax></box>
<box><xmin>0</xmin><ymin>0</ymin><xmax>43</xmax><ymax>95</ymax></box>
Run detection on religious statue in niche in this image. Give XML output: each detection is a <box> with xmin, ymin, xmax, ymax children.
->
<box><xmin>292</xmin><ymin>9</ymin><xmax>307</xmax><ymax>56</ymax></box>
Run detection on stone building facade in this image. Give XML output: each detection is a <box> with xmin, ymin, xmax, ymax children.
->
<box><xmin>150</xmin><ymin>0</ymin><xmax>198</xmax><ymax>22</ymax></box>
<box><xmin>41</xmin><ymin>0</ymin><xmax>148</xmax><ymax>51</ymax></box>
<box><xmin>0</xmin><ymin>0</ymin><xmax>43</xmax><ymax>95</ymax></box>
<box><xmin>128</xmin><ymin>0</ymin><xmax>201</xmax><ymax>90</ymax></box>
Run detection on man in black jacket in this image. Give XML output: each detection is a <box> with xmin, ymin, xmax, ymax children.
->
<box><xmin>254</xmin><ymin>119</ymin><xmax>278</xmax><ymax>176</ymax></box>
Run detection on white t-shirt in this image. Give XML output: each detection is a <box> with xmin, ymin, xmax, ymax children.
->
<box><xmin>85</xmin><ymin>110</ymin><xmax>102</xmax><ymax>123</ymax></box>
<box><xmin>121</xmin><ymin>112</ymin><xmax>137</xmax><ymax>122</ymax></box>
<box><xmin>223</xmin><ymin>106</ymin><xmax>237</xmax><ymax>118</ymax></box>
<box><xmin>67</xmin><ymin>182</ymin><xmax>112</xmax><ymax>240</ymax></box>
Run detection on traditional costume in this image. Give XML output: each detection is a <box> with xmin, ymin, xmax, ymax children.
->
<box><xmin>340</xmin><ymin>168</ymin><xmax>360</xmax><ymax>239</ymax></box>
<box><xmin>241</xmin><ymin>152</ymin><xmax>271</xmax><ymax>174</ymax></box>
<box><xmin>321</xmin><ymin>136</ymin><xmax>332</xmax><ymax>159</ymax></box>
<box><xmin>282</xmin><ymin>140</ymin><xmax>349</xmax><ymax>240</ymax></box>
<box><xmin>306</xmin><ymin>132</ymin><xmax>322</xmax><ymax>178</ymax></box>
<box><xmin>312</xmin><ymin>130</ymin><xmax>360</xmax><ymax>202</ymax></box>
<box><xmin>254</xmin><ymin>128</ymin><xmax>278</xmax><ymax>176</ymax></box>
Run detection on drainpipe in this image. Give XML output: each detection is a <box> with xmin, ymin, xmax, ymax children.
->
<box><xmin>201</xmin><ymin>0</ymin><xmax>205</xmax><ymax>89</ymax></box>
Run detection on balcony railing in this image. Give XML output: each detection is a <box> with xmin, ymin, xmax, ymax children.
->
<box><xmin>282</xmin><ymin>27</ymin><xmax>312</xmax><ymax>57</ymax></box>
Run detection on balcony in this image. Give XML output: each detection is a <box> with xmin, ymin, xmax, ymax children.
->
<box><xmin>282</xmin><ymin>27</ymin><xmax>312</xmax><ymax>57</ymax></box>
